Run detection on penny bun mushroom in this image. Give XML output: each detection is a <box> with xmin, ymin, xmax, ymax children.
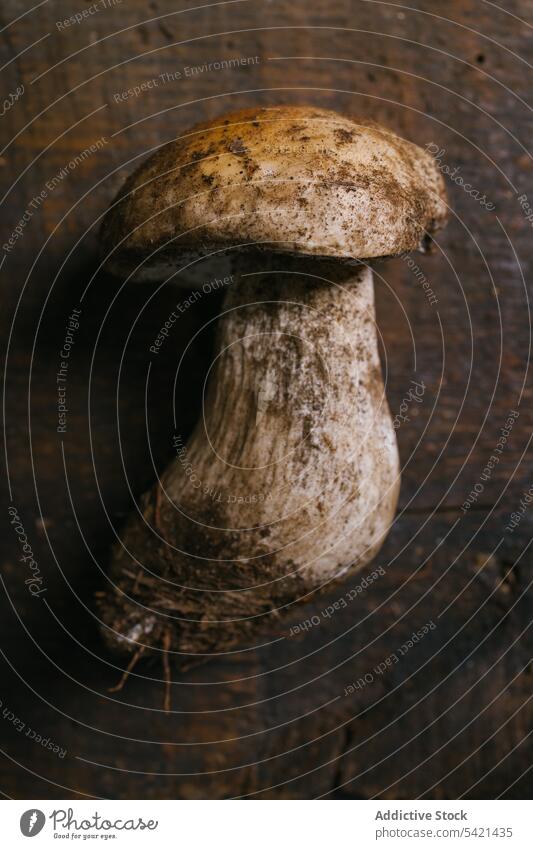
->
<box><xmin>98</xmin><ymin>106</ymin><xmax>448</xmax><ymax>691</ymax></box>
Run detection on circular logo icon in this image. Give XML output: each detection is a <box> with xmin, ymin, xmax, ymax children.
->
<box><xmin>20</xmin><ymin>809</ymin><xmax>46</xmax><ymax>837</ymax></box>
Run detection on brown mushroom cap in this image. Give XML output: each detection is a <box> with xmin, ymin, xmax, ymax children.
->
<box><xmin>101</xmin><ymin>105</ymin><xmax>448</xmax><ymax>282</ymax></box>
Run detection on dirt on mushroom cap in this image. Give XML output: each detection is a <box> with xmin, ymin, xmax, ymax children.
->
<box><xmin>101</xmin><ymin>105</ymin><xmax>448</xmax><ymax>282</ymax></box>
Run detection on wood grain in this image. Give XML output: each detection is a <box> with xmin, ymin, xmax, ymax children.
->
<box><xmin>0</xmin><ymin>0</ymin><xmax>531</xmax><ymax>799</ymax></box>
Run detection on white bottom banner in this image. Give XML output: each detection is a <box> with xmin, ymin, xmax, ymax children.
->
<box><xmin>1</xmin><ymin>799</ymin><xmax>530</xmax><ymax>848</ymax></box>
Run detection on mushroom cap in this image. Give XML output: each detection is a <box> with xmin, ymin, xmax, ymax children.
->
<box><xmin>101</xmin><ymin>105</ymin><xmax>448</xmax><ymax>282</ymax></box>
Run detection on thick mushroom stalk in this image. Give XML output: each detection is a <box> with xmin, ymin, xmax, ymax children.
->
<box><xmin>99</xmin><ymin>259</ymin><xmax>400</xmax><ymax>658</ymax></box>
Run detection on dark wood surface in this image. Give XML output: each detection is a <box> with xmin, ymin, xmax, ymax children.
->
<box><xmin>0</xmin><ymin>0</ymin><xmax>531</xmax><ymax>799</ymax></box>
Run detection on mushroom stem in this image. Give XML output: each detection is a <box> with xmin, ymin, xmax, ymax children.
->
<box><xmin>100</xmin><ymin>258</ymin><xmax>399</xmax><ymax>660</ymax></box>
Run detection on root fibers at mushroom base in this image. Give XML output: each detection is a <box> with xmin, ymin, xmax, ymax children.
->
<box><xmin>98</xmin><ymin>261</ymin><xmax>400</xmax><ymax>662</ymax></box>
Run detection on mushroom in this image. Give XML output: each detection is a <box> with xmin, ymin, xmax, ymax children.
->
<box><xmin>98</xmin><ymin>106</ymin><xmax>448</xmax><ymax>672</ymax></box>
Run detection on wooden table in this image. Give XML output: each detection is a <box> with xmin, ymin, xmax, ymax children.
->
<box><xmin>1</xmin><ymin>0</ymin><xmax>531</xmax><ymax>799</ymax></box>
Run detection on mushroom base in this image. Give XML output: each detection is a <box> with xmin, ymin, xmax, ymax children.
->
<box><xmin>98</xmin><ymin>260</ymin><xmax>400</xmax><ymax>664</ymax></box>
